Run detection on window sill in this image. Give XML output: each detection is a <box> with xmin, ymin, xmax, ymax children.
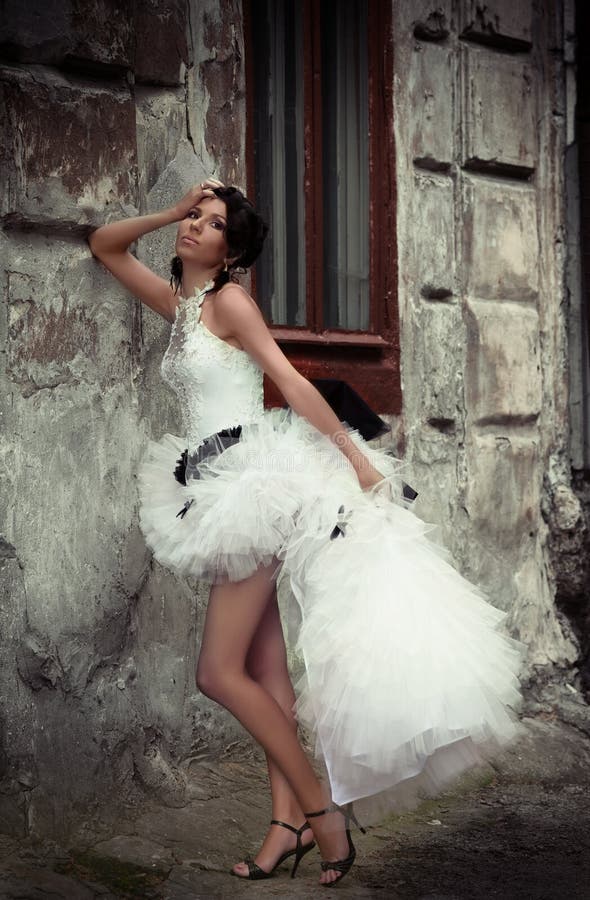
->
<box><xmin>269</xmin><ymin>327</ymin><xmax>391</xmax><ymax>348</ymax></box>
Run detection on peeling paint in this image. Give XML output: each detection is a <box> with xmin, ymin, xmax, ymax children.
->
<box><xmin>0</xmin><ymin>66</ymin><xmax>137</xmax><ymax>219</ymax></box>
<box><xmin>201</xmin><ymin>0</ymin><xmax>245</xmax><ymax>184</ymax></box>
<box><xmin>8</xmin><ymin>297</ymin><xmax>98</xmax><ymax>367</ymax></box>
<box><xmin>0</xmin><ymin>0</ymin><xmax>584</xmax><ymax>846</ymax></box>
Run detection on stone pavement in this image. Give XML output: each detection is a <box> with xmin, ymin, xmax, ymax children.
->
<box><xmin>1</xmin><ymin>708</ymin><xmax>590</xmax><ymax>899</ymax></box>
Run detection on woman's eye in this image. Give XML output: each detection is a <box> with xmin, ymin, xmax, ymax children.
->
<box><xmin>211</xmin><ymin>221</ymin><xmax>224</xmax><ymax>230</ymax></box>
<box><xmin>187</xmin><ymin>210</ymin><xmax>200</xmax><ymax>219</ymax></box>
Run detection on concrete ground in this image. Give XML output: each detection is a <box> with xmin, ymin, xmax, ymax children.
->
<box><xmin>1</xmin><ymin>699</ymin><xmax>590</xmax><ymax>899</ymax></box>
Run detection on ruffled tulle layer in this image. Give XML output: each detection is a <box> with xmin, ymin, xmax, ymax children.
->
<box><xmin>137</xmin><ymin>407</ymin><xmax>405</xmax><ymax>584</ymax></box>
<box><xmin>285</xmin><ymin>488</ymin><xmax>525</xmax><ymax>817</ymax></box>
<box><xmin>137</xmin><ymin>407</ymin><xmax>526</xmax><ymax>820</ymax></box>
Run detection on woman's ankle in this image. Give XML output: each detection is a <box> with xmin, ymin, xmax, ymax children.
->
<box><xmin>271</xmin><ymin>805</ymin><xmax>306</xmax><ymax>826</ymax></box>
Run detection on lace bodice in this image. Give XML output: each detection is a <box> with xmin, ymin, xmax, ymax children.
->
<box><xmin>161</xmin><ymin>282</ymin><xmax>265</xmax><ymax>451</ymax></box>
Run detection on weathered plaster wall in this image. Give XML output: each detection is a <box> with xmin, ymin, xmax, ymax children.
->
<box><xmin>563</xmin><ymin>0</ymin><xmax>590</xmax><ymax>688</ymax></box>
<box><xmin>392</xmin><ymin>0</ymin><xmax>579</xmax><ymax>670</ymax></box>
<box><xmin>0</xmin><ymin>0</ymin><xmax>247</xmax><ymax>842</ymax></box>
<box><xmin>0</xmin><ymin>0</ymin><xmax>584</xmax><ymax>844</ymax></box>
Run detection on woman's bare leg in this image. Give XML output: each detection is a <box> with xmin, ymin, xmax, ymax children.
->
<box><xmin>233</xmin><ymin>588</ymin><xmax>313</xmax><ymax>876</ymax></box>
<box><xmin>196</xmin><ymin>561</ymin><xmax>349</xmax><ymax>884</ymax></box>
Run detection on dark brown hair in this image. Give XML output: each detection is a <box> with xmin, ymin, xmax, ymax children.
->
<box><xmin>170</xmin><ymin>186</ymin><xmax>269</xmax><ymax>295</ymax></box>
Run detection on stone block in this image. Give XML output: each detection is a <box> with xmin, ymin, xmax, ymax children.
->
<box><xmin>460</xmin><ymin>0</ymin><xmax>533</xmax><ymax>49</ymax></box>
<box><xmin>513</xmin><ymin>546</ymin><xmax>579</xmax><ymax>665</ymax></box>
<box><xmin>462</xmin><ymin>176</ymin><xmax>539</xmax><ymax>300</ymax></box>
<box><xmin>403</xmin><ymin>430</ymin><xmax>460</xmax><ymax>563</ymax></box>
<box><xmin>137</xmin><ymin>141</ymin><xmax>211</xmax><ymax>432</ymax></box>
<box><xmin>0</xmin><ymin>0</ymin><xmax>134</xmax><ymax>70</ymax></box>
<box><xmin>4</xmin><ymin>234</ymin><xmax>132</xmax><ymax>395</ymax></box>
<box><xmin>410</xmin><ymin>44</ymin><xmax>455</xmax><ymax>168</ymax></box>
<box><xmin>2</xmin><ymin>231</ymin><xmax>147</xmax><ymax>640</ymax></box>
<box><xmin>0</xmin><ymin>66</ymin><xmax>137</xmax><ymax>229</ymax></box>
<box><xmin>131</xmin><ymin>568</ymin><xmax>202</xmax><ymax>740</ymax></box>
<box><xmin>136</xmin><ymin>87</ymin><xmax>187</xmax><ymax>199</ymax></box>
<box><xmin>546</xmin><ymin>484</ymin><xmax>588</xmax><ymax>602</ymax></box>
<box><xmin>134</xmin><ymin>0</ymin><xmax>189</xmax><ymax>86</ymax></box>
<box><xmin>7</xmin><ymin>379</ymin><xmax>146</xmax><ymax>639</ymax></box>
<box><xmin>411</xmin><ymin>301</ymin><xmax>463</xmax><ymax>421</ymax></box>
<box><xmin>394</xmin><ymin>1</ymin><xmax>455</xmax><ymax>40</ymax></box>
<box><xmin>413</xmin><ymin>426</ymin><xmax>456</xmax><ymax>467</ymax></box>
<box><xmin>0</xmin><ymin>1</ymin><xmax>189</xmax><ymax>84</ymax></box>
<box><xmin>464</xmin><ymin>300</ymin><xmax>542</xmax><ymax>423</ymax></box>
<box><xmin>412</xmin><ymin>174</ymin><xmax>456</xmax><ymax>295</ymax></box>
<box><xmin>192</xmin><ymin>0</ymin><xmax>246</xmax><ymax>185</ymax></box>
<box><xmin>465</xmin><ymin>432</ymin><xmax>541</xmax><ymax>547</ymax></box>
<box><xmin>462</xmin><ymin>47</ymin><xmax>536</xmax><ymax>174</ymax></box>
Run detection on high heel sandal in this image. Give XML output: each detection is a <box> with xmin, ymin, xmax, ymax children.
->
<box><xmin>304</xmin><ymin>802</ymin><xmax>366</xmax><ymax>887</ymax></box>
<box><xmin>231</xmin><ymin>819</ymin><xmax>316</xmax><ymax>880</ymax></box>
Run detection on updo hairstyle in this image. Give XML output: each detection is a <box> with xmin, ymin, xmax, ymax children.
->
<box><xmin>170</xmin><ymin>186</ymin><xmax>269</xmax><ymax>294</ymax></box>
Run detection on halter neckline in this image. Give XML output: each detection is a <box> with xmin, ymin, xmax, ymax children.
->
<box><xmin>180</xmin><ymin>279</ymin><xmax>215</xmax><ymax>305</ymax></box>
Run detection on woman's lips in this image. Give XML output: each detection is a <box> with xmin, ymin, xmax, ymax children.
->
<box><xmin>181</xmin><ymin>236</ymin><xmax>199</xmax><ymax>246</ymax></box>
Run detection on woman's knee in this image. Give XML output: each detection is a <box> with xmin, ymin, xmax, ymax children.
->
<box><xmin>195</xmin><ymin>657</ymin><xmax>227</xmax><ymax>701</ymax></box>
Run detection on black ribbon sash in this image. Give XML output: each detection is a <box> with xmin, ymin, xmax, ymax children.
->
<box><xmin>172</xmin><ymin>381</ymin><xmax>417</xmax><ymax>524</ymax></box>
<box><xmin>174</xmin><ymin>426</ymin><xmax>242</xmax><ymax>519</ymax></box>
<box><xmin>174</xmin><ymin>426</ymin><xmax>243</xmax><ymax>487</ymax></box>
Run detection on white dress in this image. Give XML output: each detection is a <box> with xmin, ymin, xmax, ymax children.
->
<box><xmin>137</xmin><ymin>282</ymin><xmax>527</xmax><ymax>821</ymax></box>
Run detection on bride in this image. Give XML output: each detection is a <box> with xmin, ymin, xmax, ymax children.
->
<box><xmin>88</xmin><ymin>178</ymin><xmax>526</xmax><ymax>886</ymax></box>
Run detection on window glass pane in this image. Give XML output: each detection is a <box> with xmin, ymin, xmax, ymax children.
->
<box><xmin>251</xmin><ymin>0</ymin><xmax>306</xmax><ymax>326</ymax></box>
<box><xmin>321</xmin><ymin>0</ymin><xmax>370</xmax><ymax>330</ymax></box>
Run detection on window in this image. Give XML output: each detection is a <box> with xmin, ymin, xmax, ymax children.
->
<box><xmin>245</xmin><ymin>0</ymin><xmax>400</xmax><ymax>413</ymax></box>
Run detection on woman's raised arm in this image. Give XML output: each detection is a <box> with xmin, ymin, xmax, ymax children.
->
<box><xmin>88</xmin><ymin>182</ymin><xmax>220</xmax><ymax>323</ymax></box>
<box><xmin>88</xmin><ymin>207</ymin><xmax>179</xmax><ymax>322</ymax></box>
<box><xmin>212</xmin><ymin>284</ymin><xmax>385</xmax><ymax>492</ymax></box>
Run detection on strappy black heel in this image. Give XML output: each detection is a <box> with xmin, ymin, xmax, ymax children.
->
<box><xmin>304</xmin><ymin>802</ymin><xmax>366</xmax><ymax>887</ymax></box>
<box><xmin>231</xmin><ymin>819</ymin><xmax>316</xmax><ymax>880</ymax></box>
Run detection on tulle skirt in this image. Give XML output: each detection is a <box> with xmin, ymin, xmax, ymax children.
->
<box><xmin>137</xmin><ymin>407</ymin><xmax>526</xmax><ymax>820</ymax></box>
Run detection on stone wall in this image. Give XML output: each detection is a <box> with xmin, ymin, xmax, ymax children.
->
<box><xmin>392</xmin><ymin>0</ymin><xmax>579</xmax><ymax>669</ymax></box>
<box><xmin>564</xmin><ymin>0</ymin><xmax>590</xmax><ymax>687</ymax></box>
<box><xmin>0</xmin><ymin>0</ymin><xmax>247</xmax><ymax>842</ymax></box>
<box><xmin>0</xmin><ymin>0</ymin><xmax>584</xmax><ymax>844</ymax></box>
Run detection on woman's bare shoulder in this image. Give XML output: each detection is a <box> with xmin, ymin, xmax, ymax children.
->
<box><xmin>215</xmin><ymin>282</ymin><xmax>264</xmax><ymax>319</ymax></box>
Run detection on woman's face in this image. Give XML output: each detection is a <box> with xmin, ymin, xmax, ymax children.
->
<box><xmin>175</xmin><ymin>196</ymin><xmax>229</xmax><ymax>269</ymax></box>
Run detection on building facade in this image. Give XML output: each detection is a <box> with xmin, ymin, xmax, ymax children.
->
<box><xmin>1</xmin><ymin>0</ymin><xmax>588</xmax><ymax>839</ymax></box>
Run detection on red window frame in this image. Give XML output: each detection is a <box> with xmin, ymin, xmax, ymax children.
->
<box><xmin>244</xmin><ymin>0</ymin><xmax>400</xmax><ymax>413</ymax></box>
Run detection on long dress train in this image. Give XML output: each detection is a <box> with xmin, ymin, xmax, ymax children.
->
<box><xmin>137</xmin><ymin>282</ymin><xmax>526</xmax><ymax>820</ymax></box>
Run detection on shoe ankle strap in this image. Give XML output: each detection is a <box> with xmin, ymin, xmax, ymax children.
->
<box><xmin>304</xmin><ymin>803</ymin><xmax>366</xmax><ymax>834</ymax></box>
<box><xmin>303</xmin><ymin>804</ymin><xmax>337</xmax><ymax>819</ymax></box>
<box><xmin>270</xmin><ymin>818</ymin><xmax>310</xmax><ymax>835</ymax></box>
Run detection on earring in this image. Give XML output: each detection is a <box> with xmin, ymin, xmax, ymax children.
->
<box><xmin>223</xmin><ymin>260</ymin><xmax>229</xmax><ymax>273</ymax></box>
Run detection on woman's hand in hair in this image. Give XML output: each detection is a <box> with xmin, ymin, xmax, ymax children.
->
<box><xmin>173</xmin><ymin>179</ymin><xmax>225</xmax><ymax>220</ymax></box>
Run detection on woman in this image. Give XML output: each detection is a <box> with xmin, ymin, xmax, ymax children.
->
<box><xmin>88</xmin><ymin>180</ymin><xmax>526</xmax><ymax>887</ymax></box>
